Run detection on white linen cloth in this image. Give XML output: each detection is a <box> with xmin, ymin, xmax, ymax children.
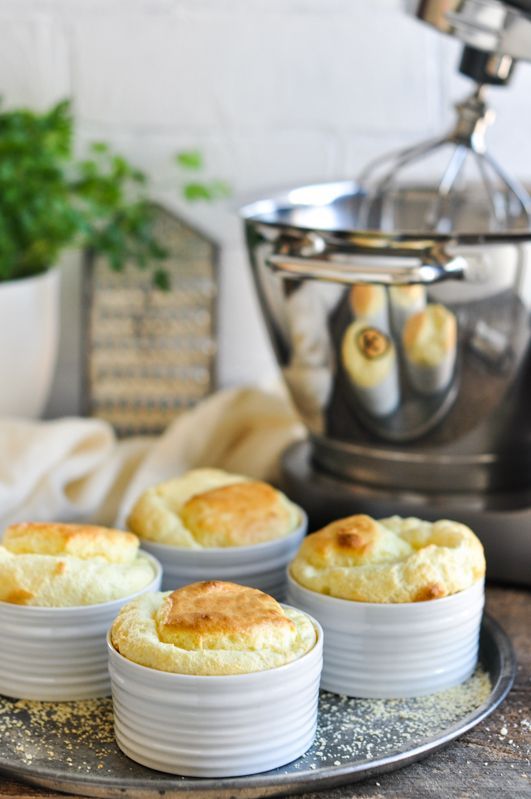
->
<box><xmin>0</xmin><ymin>388</ymin><xmax>304</xmax><ymax>531</ymax></box>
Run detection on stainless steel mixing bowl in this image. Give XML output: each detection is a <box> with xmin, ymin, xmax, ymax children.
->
<box><xmin>241</xmin><ymin>181</ymin><xmax>531</xmax><ymax>498</ymax></box>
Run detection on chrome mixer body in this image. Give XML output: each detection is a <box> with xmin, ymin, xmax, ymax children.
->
<box><xmin>243</xmin><ymin>182</ymin><xmax>531</xmax><ymax>495</ymax></box>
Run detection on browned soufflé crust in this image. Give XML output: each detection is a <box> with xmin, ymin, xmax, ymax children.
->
<box><xmin>157</xmin><ymin>580</ymin><xmax>295</xmax><ymax>648</ymax></box>
<box><xmin>4</xmin><ymin>522</ymin><xmax>139</xmax><ymax>563</ymax></box>
<box><xmin>306</xmin><ymin>515</ymin><xmax>381</xmax><ymax>563</ymax></box>
<box><xmin>290</xmin><ymin>514</ymin><xmax>486</xmax><ymax>603</ymax></box>
<box><xmin>0</xmin><ymin>522</ymin><xmax>154</xmax><ymax>607</ymax></box>
<box><xmin>111</xmin><ymin>581</ymin><xmax>317</xmax><ymax>675</ymax></box>
<box><xmin>180</xmin><ymin>481</ymin><xmax>295</xmax><ymax>547</ymax></box>
<box><xmin>127</xmin><ymin>468</ymin><xmax>301</xmax><ymax>548</ymax></box>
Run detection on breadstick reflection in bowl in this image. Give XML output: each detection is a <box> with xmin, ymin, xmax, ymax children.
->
<box><xmin>403</xmin><ymin>304</ymin><xmax>457</xmax><ymax>395</ymax></box>
<box><xmin>349</xmin><ymin>284</ymin><xmax>389</xmax><ymax>332</ymax></box>
<box><xmin>341</xmin><ymin>321</ymin><xmax>400</xmax><ymax>417</ymax></box>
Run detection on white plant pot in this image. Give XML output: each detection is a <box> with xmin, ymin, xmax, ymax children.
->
<box><xmin>0</xmin><ymin>269</ymin><xmax>60</xmax><ymax>418</ymax></box>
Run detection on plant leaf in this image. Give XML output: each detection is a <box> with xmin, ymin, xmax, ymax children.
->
<box><xmin>176</xmin><ymin>150</ymin><xmax>203</xmax><ymax>170</ymax></box>
<box><xmin>153</xmin><ymin>268</ymin><xmax>171</xmax><ymax>291</ymax></box>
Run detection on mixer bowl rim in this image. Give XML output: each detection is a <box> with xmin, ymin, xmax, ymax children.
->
<box><xmin>240</xmin><ymin>179</ymin><xmax>531</xmax><ymax>243</ymax></box>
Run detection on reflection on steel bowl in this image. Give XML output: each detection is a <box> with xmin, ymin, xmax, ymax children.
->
<box><xmin>242</xmin><ymin>181</ymin><xmax>531</xmax><ymax>495</ymax></box>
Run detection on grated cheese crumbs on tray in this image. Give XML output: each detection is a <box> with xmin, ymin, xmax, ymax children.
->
<box><xmin>0</xmin><ymin>667</ymin><xmax>497</xmax><ymax>781</ymax></box>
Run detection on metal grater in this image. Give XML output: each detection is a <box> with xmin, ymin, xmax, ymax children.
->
<box><xmin>82</xmin><ymin>204</ymin><xmax>218</xmax><ymax>436</ymax></box>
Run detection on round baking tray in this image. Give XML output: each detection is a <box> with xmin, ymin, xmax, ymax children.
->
<box><xmin>0</xmin><ymin>614</ymin><xmax>515</xmax><ymax>799</ymax></box>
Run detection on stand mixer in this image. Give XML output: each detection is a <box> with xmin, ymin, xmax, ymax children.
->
<box><xmin>242</xmin><ymin>0</ymin><xmax>531</xmax><ymax>585</ymax></box>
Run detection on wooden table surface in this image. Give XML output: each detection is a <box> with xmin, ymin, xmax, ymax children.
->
<box><xmin>0</xmin><ymin>585</ymin><xmax>529</xmax><ymax>799</ymax></box>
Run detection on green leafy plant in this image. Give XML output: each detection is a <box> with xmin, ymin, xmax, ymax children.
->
<box><xmin>177</xmin><ymin>150</ymin><xmax>231</xmax><ymax>202</ymax></box>
<box><xmin>0</xmin><ymin>101</ymin><xmax>228</xmax><ymax>289</ymax></box>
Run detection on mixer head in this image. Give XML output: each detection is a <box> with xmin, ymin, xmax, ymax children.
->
<box><xmin>415</xmin><ymin>0</ymin><xmax>531</xmax><ymax>85</ymax></box>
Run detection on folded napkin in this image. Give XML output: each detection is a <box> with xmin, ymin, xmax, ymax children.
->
<box><xmin>0</xmin><ymin>388</ymin><xmax>304</xmax><ymax>531</ymax></box>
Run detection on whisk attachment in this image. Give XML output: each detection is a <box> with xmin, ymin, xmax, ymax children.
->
<box><xmin>358</xmin><ymin>85</ymin><xmax>531</xmax><ymax>234</ymax></box>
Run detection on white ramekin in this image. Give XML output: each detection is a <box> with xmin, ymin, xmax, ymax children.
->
<box><xmin>0</xmin><ymin>552</ymin><xmax>162</xmax><ymax>701</ymax></box>
<box><xmin>107</xmin><ymin>609</ymin><xmax>323</xmax><ymax>777</ymax></box>
<box><xmin>139</xmin><ymin>509</ymin><xmax>307</xmax><ymax>600</ymax></box>
<box><xmin>287</xmin><ymin>572</ymin><xmax>484</xmax><ymax>699</ymax></box>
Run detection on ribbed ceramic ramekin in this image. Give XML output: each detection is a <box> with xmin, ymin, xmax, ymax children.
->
<box><xmin>0</xmin><ymin>553</ymin><xmax>161</xmax><ymax>701</ymax></box>
<box><xmin>107</xmin><ymin>609</ymin><xmax>323</xmax><ymax>777</ymax></box>
<box><xmin>287</xmin><ymin>572</ymin><xmax>484</xmax><ymax>698</ymax></box>
<box><xmin>139</xmin><ymin>509</ymin><xmax>307</xmax><ymax>600</ymax></box>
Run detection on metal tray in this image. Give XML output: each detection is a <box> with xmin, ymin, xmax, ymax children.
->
<box><xmin>0</xmin><ymin>614</ymin><xmax>515</xmax><ymax>799</ymax></box>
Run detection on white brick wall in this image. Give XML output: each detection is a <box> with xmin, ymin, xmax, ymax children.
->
<box><xmin>0</xmin><ymin>0</ymin><xmax>528</xmax><ymax>415</ymax></box>
<box><xmin>0</xmin><ymin>12</ymin><xmax>69</xmax><ymax>107</ymax></box>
